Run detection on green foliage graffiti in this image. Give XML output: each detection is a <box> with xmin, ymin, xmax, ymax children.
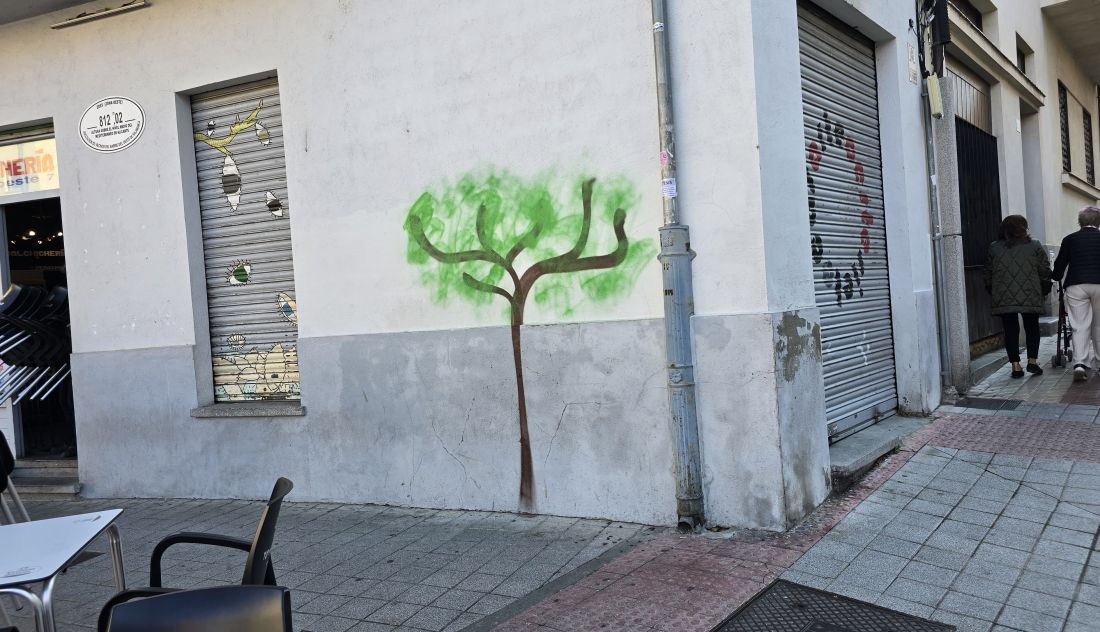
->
<box><xmin>404</xmin><ymin>171</ymin><xmax>654</xmax><ymax>510</ymax></box>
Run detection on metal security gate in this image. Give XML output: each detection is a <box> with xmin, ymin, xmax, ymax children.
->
<box><xmin>957</xmin><ymin>125</ymin><xmax>1003</xmax><ymax>346</ymax></box>
<box><xmin>191</xmin><ymin>78</ymin><xmax>300</xmax><ymax>402</ymax></box>
<box><xmin>798</xmin><ymin>3</ymin><xmax>897</xmax><ymax>439</ymax></box>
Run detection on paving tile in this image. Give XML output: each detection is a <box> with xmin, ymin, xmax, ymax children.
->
<box><xmin>430</xmin><ymin>589</ymin><xmax>484</xmax><ymax>611</ymax></box>
<box><xmin>1006</xmin><ymin>586</ymin><xmax>1072</xmax><ymax>619</ymax></box>
<box><xmin>401</xmin><ymin>606</ymin><xmax>461</xmax><ymax>632</ymax></box>
<box><xmin>930</xmin><ymin>609</ymin><xmax>994</xmax><ymax>632</ymax></box>
<box><xmin>332</xmin><ymin>597</ymin><xmax>389</xmax><ymax>619</ymax></box>
<box><xmin>996</xmin><ymin>605</ymin><xmax>1064</xmax><ymax>632</ymax></box>
<box><xmin>899</xmin><ymin>560</ymin><xmax>959</xmax><ymax>588</ymax></box>
<box><xmin>962</xmin><ymin>559</ymin><xmax>1023</xmax><ymax>586</ymax></box>
<box><xmin>298</xmin><ymin>594</ymin><xmax>354</xmax><ymax>616</ymax></box>
<box><xmin>874</xmin><ymin>595</ymin><xmax>935</xmax><ymax>618</ymax></box>
<box><xmin>307</xmin><ymin>615</ymin><xmax>360</xmax><ymax>632</ymax></box>
<box><xmin>469</xmin><ymin>593</ymin><xmax>516</xmax><ymax>615</ymax></box>
<box><xmin>884</xmin><ymin>577</ymin><xmax>947</xmax><ymax>606</ymax></box>
<box><xmin>1033</xmin><ymin>539</ymin><xmax>1090</xmax><ymax>564</ymax></box>
<box><xmin>913</xmin><ymin>546</ymin><xmax>970</xmax><ymax>571</ymax></box>
<box><xmin>788</xmin><ymin>551</ymin><xmax>848</xmax><ymax>579</ymax></box>
<box><xmin>971</xmin><ymin>542</ymin><xmax>1030</xmax><ymax>569</ymax></box>
<box><xmin>366</xmin><ymin>602</ymin><xmax>424</xmax><ymax>626</ymax></box>
<box><xmin>939</xmin><ymin>590</ymin><xmax>1002</xmax><ymax>621</ymax></box>
<box><xmin>949</xmin><ymin>573</ymin><xmax>1013</xmax><ymax>602</ymax></box>
<box><xmin>1026</xmin><ymin>554</ymin><xmax>1085</xmax><ymax>581</ymax></box>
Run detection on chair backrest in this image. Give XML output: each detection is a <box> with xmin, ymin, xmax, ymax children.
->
<box><xmin>0</xmin><ymin>430</ymin><xmax>14</xmax><ymax>477</ymax></box>
<box><xmin>243</xmin><ymin>477</ymin><xmax>294</xmax><ymax>585</ymax></box>
<box><xmin>104</xmin><ymin>585</ymin><xmax>292</xmax><ymax>632</ymax></box>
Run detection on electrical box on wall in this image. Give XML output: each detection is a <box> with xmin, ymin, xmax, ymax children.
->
<box><xmin>927</xmin><ymin>75</ymin><xmax>944</xmax><ymax>119</ymax></box>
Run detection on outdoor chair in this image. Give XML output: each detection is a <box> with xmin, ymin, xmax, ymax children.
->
<box><xmin>0</xmin><ymin>430</ymin><xmax>29</xmax><ymax>524</ymax></box>
<box><xmin>101</xmin><ymin>585</ymin><xmax>292</xmax><ymax>632</ymax></box>
<box><xmin>96</xmin><ymin>477</ymin><xmax>294</xmax><ymax>632</ymax></box>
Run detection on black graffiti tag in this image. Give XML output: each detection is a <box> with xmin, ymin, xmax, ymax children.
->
<box><xmin>807</xmin><ymin>109</ymin><xmax>870</xmax><ymax>307</ymax></box>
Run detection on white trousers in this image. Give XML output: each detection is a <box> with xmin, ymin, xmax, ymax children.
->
<box><xmin>1064</xmin><ymin>283</ymin><xmax>1100</xmax><ymax>368</ymax></box>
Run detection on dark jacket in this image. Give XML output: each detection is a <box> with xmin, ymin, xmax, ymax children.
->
<box><xmin>1052</xmin><ymin>227</ymin><xmax>1100</xmax><ymax>288</ymax></box>
<box><xmin>982</xmin><ymin>239</ymin><xmax>1051</xmax><ymax>314</ymax></box>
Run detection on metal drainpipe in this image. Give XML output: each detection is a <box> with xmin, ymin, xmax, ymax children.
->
<box><xmin>922</xmin><ymin>82</ymin><xmax>954</xmax><ymax>390</ymax></box>
<box><xmin>651</xmin><ymin>0</ymin><xmax>705</xmax><ymax>532</ymax></box>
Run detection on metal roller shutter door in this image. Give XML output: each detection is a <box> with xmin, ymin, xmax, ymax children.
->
<box><xmin>798</xmin><ymin>3</ymin><xmax>897</xmax><ymax>439</ymax></box>
<box><xmin>191</xmin><ymin>78</ymin><xmax>300</xmax><ymax>402</ymax></box>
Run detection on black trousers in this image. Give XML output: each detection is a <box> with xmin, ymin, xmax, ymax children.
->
<box><xmin>1001</xmin><ymin>313</ymin><xmax>1040</xmax><ymax>363</ymax></box>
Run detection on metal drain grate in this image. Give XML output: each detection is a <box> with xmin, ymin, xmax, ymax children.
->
<box><xmin>711</xmin><ymin>580</ymin><xmax>954</xmax><ymax>631</ymax></box>
<box><xmin>954</xmin><ymin>397</ymin><xmax>1021</xmax><ymax>411</ymax></box>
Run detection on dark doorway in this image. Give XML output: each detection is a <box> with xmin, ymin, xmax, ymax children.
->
<box><xmin>956</xmin><ymin>117</ymin><xmax>1004</xmax><ymax>347</ymax></box>
<box><xmin>2</xmin><ymin>197</ymin><xmax>74</xmax><ymax>458</ymax></box>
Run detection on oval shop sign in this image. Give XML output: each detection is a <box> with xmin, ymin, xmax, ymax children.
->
<box><xmin>79</xmin><ymin>97</ymin><xmax>145</xmax><ymax>153</ymax></box>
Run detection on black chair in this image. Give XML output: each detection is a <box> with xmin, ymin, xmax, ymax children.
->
<box><xmin>101</xmin><ymin>585</ymin><xmax>292</xmax><ymax>632</ymax></box>
<box><xmin>97</xmin><ymin>477</ymin><xmax>294</xmax><ymax>632</ymax></box>
<box><xmin>0</xmin><ymin>430</ymin><xmax>29</xmax><ymax>524</ymax></box>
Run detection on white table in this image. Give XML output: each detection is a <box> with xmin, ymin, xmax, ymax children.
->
<box><xmin>0</xmin><ymin>509</ymin><xmax>125</xmax><ymax>632</ymax></box>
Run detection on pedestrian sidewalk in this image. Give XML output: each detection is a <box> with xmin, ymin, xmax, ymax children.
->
<box><xmin>14</xmin><ymin>335</ymin><xmax>1100</xmax><ymax>632</ymax></box>
<box><xmin>9</xmin><ymin>500</ymin><xmax>652</xmax><ymax>632</ymax></box>
<box><xmin>486</xmin><ymin>335</ymin><xmax>1100</xmax><ymax>632</ymax></box>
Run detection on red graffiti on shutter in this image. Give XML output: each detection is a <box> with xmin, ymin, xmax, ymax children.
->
<box><xmin>808</xmin><ymin>141</ymin><xmax>823</xmax><ymax>171</ymax></box>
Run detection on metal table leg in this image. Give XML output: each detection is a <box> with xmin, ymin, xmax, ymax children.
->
<box><xmin>106</xmin><ymin>523</ymin><xmax>126</xmax><ymax>590</ymax></box>
<box><xmin>0</xmin><ymin>585</ymin><xmax>48</xmax><ymax>632</ymax></box>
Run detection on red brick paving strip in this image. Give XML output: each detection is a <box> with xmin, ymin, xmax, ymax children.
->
<box><xmin>926</xmin><ymin>412</ymin><xmax>1100</xmax><ymax>462</ymax></box>
<box><xmin>490</xmin><ymin>422</ymin><xmax>948</xmax><ymax>632</ymax></box>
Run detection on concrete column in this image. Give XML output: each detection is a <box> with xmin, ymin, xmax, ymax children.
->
<box><xmin>669</xmin><ymin>0</ymin><xmax>830</xmax><ymax>530</ymax></box>
<box><xmin>931</xmin><ymin>78</ymin><xmax>972</xmax><ymax>393</ymax></box>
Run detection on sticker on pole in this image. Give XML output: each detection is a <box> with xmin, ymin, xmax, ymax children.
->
<box><xmin>662</xmin><ymin>177</ymin><xmax>678</xmax><ymax>199</ymax></box>
<box><xmin>79</xmin><ymin>97</ymin><xmax>145</xmax><ymax>153</ymax></box>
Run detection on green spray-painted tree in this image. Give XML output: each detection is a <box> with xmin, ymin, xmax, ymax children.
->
<box><xmin>404</xmin><ymin>171</ymin><xmax>654</xmax><ymax>510</ymax></box>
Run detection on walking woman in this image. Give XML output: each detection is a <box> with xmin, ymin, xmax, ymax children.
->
<box><xmin>983</xmin><ymin>214</ymin><xmax>1052</xmax><ymax>378</ymax></box>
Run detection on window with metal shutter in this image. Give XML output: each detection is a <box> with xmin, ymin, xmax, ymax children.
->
<box><xmin>797</xmin><ymin>2</ymin><xmax>898</xmax><ymax>440</ymax></box>
<box><xmin>190</xmin><ymin>78</ymin><xmax>299</xmax><ymax>402</ymax></box>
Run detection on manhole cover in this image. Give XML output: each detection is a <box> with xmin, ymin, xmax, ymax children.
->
<box><xmin>710</xmin><ymin>580</ymin><xmax>954</xmax><ymax>631</ymax></box>
<box><xmin>954</xmin><ymin>397</ymin><xmax>1020</xmax><ymax>411</ymax></box>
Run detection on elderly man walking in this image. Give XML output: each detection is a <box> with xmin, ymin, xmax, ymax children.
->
<box><xmin>1053</xmin><ymin>206</ymin><xmax>1100</xmax><ymax>381</ymax></box>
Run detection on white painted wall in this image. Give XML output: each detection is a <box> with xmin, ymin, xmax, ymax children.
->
<box><xmin>0</xmin><ymin>0</ymin><xmax>949</xmax><ymax>526</ymax></box>
<box><xmin>0</xmin><ymin>0</ymin><xmax>666</xmax><ymax>354</ymax></box>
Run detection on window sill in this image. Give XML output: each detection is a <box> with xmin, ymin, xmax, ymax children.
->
<box><xmin>191</xmin><ymin>402</ymin><xmax>306</xmax><ymax>418</ymax></box>
<box><xmin>1061</xmin><ymin>172</ymin><xmax>1100</xmax><ymax>201</ymax></box>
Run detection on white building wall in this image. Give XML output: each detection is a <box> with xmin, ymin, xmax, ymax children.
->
<box><xmin>982</xmin><ymin>0</ymin><xmax>1100</xmax><ymax>246</ymax></box>
<box><xmin>0</xmin><ymin>0</ymin><xmax>946</xmax><ymax>528</ymax></box>
<box><xmin>0</xmin><ymin>0</ymin><xmax>678</xmax><ymax>523</ymax></box>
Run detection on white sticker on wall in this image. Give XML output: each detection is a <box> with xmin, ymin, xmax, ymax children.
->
<box><xmin>908</xmin><ymin>43</ymin><xmax>919</xmax><ymax>84</ymax></box>
<box><xmin>79</xmin><ymin>97</ymin><xmax>145</xmax><ymax>153</ymax></box>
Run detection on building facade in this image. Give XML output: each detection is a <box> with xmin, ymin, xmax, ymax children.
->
<box><xmin>929</xmin><ymin>0</ymin><xmax>1100</xmax><ymax>392</ymax></box>
<box><xmin>0</xmin><ymin>0</ymin><xmax>1092</xmax><ymax>530</ymax></box>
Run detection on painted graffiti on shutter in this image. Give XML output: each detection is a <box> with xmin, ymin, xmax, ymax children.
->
<box><xmin>798</xmin><ymin>2</ymin><xmax>898</xmax><ymax>439</ymax></box>
<box><xmin>191</xmin><ymin>79</ymin><xmax>300</xmax><ymax>402</ymax></box>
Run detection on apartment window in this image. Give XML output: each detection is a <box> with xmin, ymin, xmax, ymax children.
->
<box><xmin>1015</xmin><ymin>34</ymin><xmax>1033</xmax><ymax>77</ymax></box>
<box><xmin>190</xmin><ymin>78</ymin><xmax>300</xmax><ymax>403</ymax></box>
<box><xmin>1060</xmin><ymin>82</ymin><xmax>1072</xmax><ymax>172</ymax></box>
<box><xmin>952</xmin><ymin>0</ymin><xmax>983</xmax><ymax>30</ymax></box>
<box><xmin>1086</xmin><ymin>108</ymin><xmax>1096</xmax><ymax>185</ymax></box>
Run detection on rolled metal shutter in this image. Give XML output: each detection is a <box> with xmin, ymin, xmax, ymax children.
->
<box><xmin>191</xmin><ymin>78</ymin><xmax>300</xmax><ymax>402</ymax></box>
<box><xmin>798</xmin><ymin>3</ymin><xmax>897</xmax><ymax>439</ymax></box>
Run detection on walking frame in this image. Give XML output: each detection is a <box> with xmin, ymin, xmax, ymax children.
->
<box><xmin>1053</xmin><ymin>281</ymin><xmax>1075</xmax><ymax>368</ymax></box>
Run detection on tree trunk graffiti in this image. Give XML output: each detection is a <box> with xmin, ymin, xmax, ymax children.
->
<box><xmin>405</xmin><ymin>177</ymin><xmax>630</xmax><ymax>510</ymax></box>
